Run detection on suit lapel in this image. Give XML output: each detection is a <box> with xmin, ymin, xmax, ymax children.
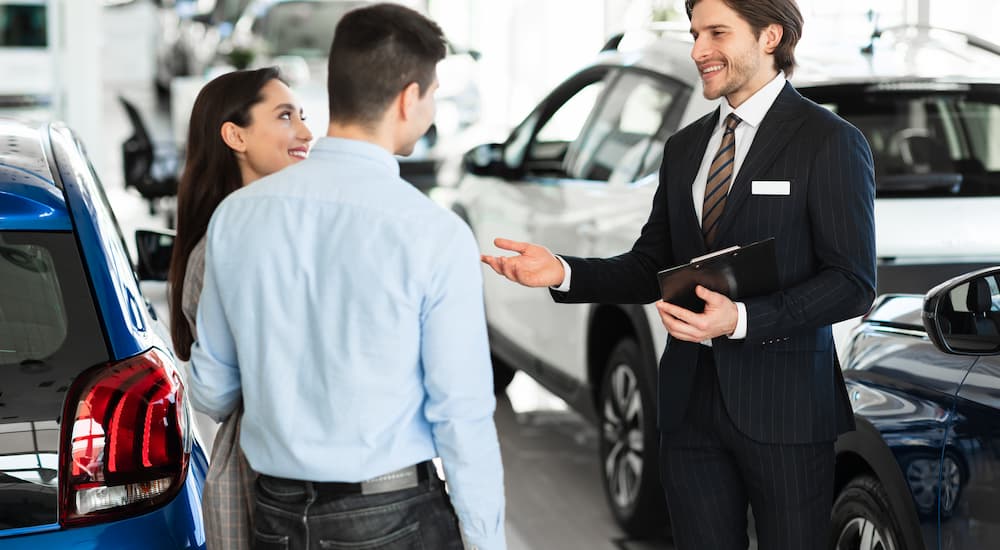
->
<box><xmin>714</xmin><ymin>83</ymin><xmax>808</xmax><ymax>243</ymax></box>
<box><xmin>671</xmin><ymin>109</ymin><xmax>718</xmax><ymax>257</ymax></box>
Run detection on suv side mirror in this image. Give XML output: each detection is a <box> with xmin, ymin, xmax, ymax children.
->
<box><xmin>463</xmin><ymin>143</ymin><xmax>510</xmax><ymax>177</ymax></box>
<box><xmin>923</xmin><ymin>267</ymin><xmax>1000</xmax><ymax>355</ymax></box>
<box><xmin>135</xmin><ymin>229</ymin><xmax>176</xmax><ymax>282</ymax></box>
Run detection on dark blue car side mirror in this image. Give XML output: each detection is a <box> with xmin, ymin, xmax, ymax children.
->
<box><xmin>923</xmin><ymin>267</ymin><xmax>1000</xmax><ymax>355</ymax></box>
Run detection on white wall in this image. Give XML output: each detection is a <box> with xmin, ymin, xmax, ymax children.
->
<box><xmin>55</xmin><ymin>0</ymin><xmax>104</xmax><ymax>174</ymax></box>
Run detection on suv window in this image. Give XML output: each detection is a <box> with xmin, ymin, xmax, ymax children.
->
<box><xmin>803</xmin><ymin>83</ymin><xmax>1000</xmax><ymax>197</ymax></box>
<box><xmin>534</xmin><ymin>81</ymin><xmax>606</xmax><ymax>145</ymax></box>
<box><xmin>0</xmin><ymin>231</ymin><xmax>108</xmax><ymax>529</ymax></box>
<box><xmin>520</xmin><ymin>72</ymin><xmax>609</xmax><ymax>177</ymax></box>
<box><xmin>570</xmin><ymin>71</ymin><xmax>680</xmax><ymax>183</ymax></box>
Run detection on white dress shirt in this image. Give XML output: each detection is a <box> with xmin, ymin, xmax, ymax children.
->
<box><xmin>555</xmin><ymin>72</ymin><xmax>788</xmax><ymax>342</ymax></box>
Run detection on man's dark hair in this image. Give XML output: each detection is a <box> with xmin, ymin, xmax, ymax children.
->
<box><xmin>327</xmin><ymin>3</ymin><xmax>446</xmax><ymax>127</ymax></box>
<box><xmin>685</xmin><ymin>0</ymin><xmax>803</xmax><ymax>77</ymax></box>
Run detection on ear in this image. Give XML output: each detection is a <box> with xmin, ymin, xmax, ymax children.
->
<box><xmin>220</xmin><ymin>121</ymin><xmax>248</xmax><ymax>153</ymax></box>
<box><xmin>398</xmin><ymin>81</ymin><xmax>422</xmax><ymax>121</ymax></box>
<box><xmin>761</xmin><ymin>23</ymin><xmax>783</xmax><ymax>54</ymax></box>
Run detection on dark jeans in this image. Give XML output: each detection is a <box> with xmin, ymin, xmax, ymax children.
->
<box><xmin>253</xmin><ymin>464</ymin><xmax>464</xmax><ymax>550</ymax></box>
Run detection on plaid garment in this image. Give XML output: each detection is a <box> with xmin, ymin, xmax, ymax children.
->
<box><xmin>182</xmin><ymin>241</ymin><xmax>256</xmax><ymax>549</ymax></box>
<box><xmin>202</xmin><ymin>404</ymin><xmax>256</xmax><ymax>550</ymax></box>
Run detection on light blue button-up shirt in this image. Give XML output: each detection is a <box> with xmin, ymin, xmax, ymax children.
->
<box><xmin>189</xmin><ymin>137</ymin><xmax>505</xmax><ymax>549</ymax></box>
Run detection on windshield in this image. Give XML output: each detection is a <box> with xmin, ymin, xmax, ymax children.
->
<box><xmin>804</xmin><ymin>83</ymin><xmax>1000</xmax><ymax>198</ymax></box>
<box><xmin>258</xmin><ymin>0</ymin><xmax>368</xmax><ymax>58</ymax></box>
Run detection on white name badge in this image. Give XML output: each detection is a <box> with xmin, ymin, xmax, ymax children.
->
<box><xmin>751</xmin><ymin>180</ymin><xmax>791</xmax><ymax>195</ymax></box>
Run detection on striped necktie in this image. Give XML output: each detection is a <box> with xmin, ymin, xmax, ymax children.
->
<box><xmin>701</xmin><ymin>113</ymin><xmax>742</xmax><ymax>247</ymax></box>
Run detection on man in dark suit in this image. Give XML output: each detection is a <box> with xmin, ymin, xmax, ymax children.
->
<box><xmin>481</xmin><ymin>0</ymin><xmax>876</xmax><ymax>547</ymax></box>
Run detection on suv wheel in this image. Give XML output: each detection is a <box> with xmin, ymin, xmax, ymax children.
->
<box><xmin>829</xmin><ymin>475</ymin><xmax>902</xmax><ymax>550</ymax></box>
<box><xmin>598</xmin><ymin>339</ymin><xmax>668</xmax><ymax>537</ymax></box>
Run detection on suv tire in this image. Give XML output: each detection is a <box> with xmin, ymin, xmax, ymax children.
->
<box><xmin>598</xmin><ymin>338</ymin><xmax>668</xmax><ymax>537</ymax></box>
<box><xmin>829</xmin><ymin>475</ymin><xmax>903</xmax><ymax>550</ymax></box>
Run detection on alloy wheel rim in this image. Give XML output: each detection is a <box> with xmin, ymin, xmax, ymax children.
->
<box><xmin>835</xmin><ymin>517</ymin><xmax>895</xmax><ymax>550</ymax></box>
<box><xmin>601</xmin><ymin>361</ymin><xmax>644</xmax><ymax>511</ymax></box>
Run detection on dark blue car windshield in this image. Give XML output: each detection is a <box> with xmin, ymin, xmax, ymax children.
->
<box><xmin>0</xmin><ymin>231</ymin><xmax>107</xmax><ymax>531</ymax></box>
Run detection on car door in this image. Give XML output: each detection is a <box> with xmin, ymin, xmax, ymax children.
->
<box><xmin>942</xmin><ymin>274</ymin><xmax>1000</xmax><ymax>549</ymax></box>
<box><xmin>524</xmin><ymin>69</ymin><xmax>688</xmax><ymax>378</ymax></box>
<box><xmin>469</xmin><ymin>66</ymin><xmax>613</xmax><ymax>352</ymax></box>
<box><xmin>843</xmin><ymin>295</ymin><xmax>977</xmax><ymax>550</ymax></box>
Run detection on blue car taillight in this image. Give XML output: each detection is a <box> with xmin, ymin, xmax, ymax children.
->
<box><xmin>59</xmin><ymin>348</ymin><xmax>189</xmax><ymax>526</ymax></box>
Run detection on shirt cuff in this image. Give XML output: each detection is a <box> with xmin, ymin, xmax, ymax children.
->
<box><xmin>728</xmin><ymin>301</ymin><xmax>747</xmax><ymax>339</ymax></box>
<box><xmin>551</xmin><ymin>255</ymin><xmax>572</xmax><ymax>292</ymax></box>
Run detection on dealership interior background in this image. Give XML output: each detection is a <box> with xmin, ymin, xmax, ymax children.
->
<box><xmin>3</xmin><ymin>0</ymin><xmax>1000</xmax><ymax>549</ymax></box>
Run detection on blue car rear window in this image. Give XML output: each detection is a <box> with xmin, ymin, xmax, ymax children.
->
<box><xmin>0</xmin><ymin>230</ymin><xmax>108</xmax><ymax>530</ymax></box>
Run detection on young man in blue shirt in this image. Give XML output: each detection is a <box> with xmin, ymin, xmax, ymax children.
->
<box><xmin>189</xmin><ymin>4</ymin><xmax>506</xmax><ymax>549</ymax></box>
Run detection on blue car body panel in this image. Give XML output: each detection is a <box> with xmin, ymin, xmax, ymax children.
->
<box><xmin>0</xmin><ymin>121</ymin><xmax>206</xmax><ymax>548</ymax></box>
<box><xmin>841</xmin><ymin>294</ymin><xmax>991</xmax><ymax>550</ymax></box>
<box><xmin>0</xmin><ymin>446</ymin><xmax>208</xmax><ymax>549</ymax></box>
<box><xmin>47</xmin><ymin>125</ymin><xmax>153</xmax><ymax>360</ymax></box>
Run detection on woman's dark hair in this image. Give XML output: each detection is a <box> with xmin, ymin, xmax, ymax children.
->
<box><xmin>685</xmin><ymin>0</ymin><xmax>804</xmax><ymax>77</ymax></box>
<box><xmin>168</xmin><ymin>67</ymin><xmax>282</xmax><ymax>360</ymax></box>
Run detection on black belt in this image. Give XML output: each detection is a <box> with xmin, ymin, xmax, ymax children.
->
<box><xmin>261</xmin><ymin>460</ymin><xmax>434</xmax><ymax>497</ymax></box>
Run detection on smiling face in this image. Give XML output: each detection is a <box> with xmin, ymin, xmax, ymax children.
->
<box><xmin>689</xmin><ymin>0</ymin><xmax>782</xmax><ymax>108</ymax></box>
<box><xmin>228</xmin><ymin>78</ymin><xmax>313</xmax><ymax>184</ymax></box>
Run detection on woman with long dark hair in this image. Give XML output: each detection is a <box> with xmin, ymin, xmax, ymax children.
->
<box><xmin>168</xmin><ymin>67</ymin><xmax>312</xmax><ymax>549</ymax></box>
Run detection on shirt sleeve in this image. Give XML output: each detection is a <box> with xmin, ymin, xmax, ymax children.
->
<box><xmin>550</xmin><ymin>255</ymin><xmax>572</xmax><ymax>293</ymax></box>
<box><xmin>420</xmin><ymin>227</ymin><xmax>506</xmax><ymax>550</ymax></box>
<box><xmin>727</xmin><ymin>301</ymin><xmax>747</xmax><ymax>339</ymax></box>
<box><xmin>188</xmin><ymin>222</ymin><xmax>242</xmax><ymax>422</ymax></box>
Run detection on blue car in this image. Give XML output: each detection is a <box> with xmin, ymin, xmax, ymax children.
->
<box><xmin>0</xmin><ymin>119</ymin><xmax>207</xmax><ymax>548</ymax></box>
<box><xmin>837</xmin><ymin>267</ymin><xmax>1000</xmax><ymax>550</ymax></box>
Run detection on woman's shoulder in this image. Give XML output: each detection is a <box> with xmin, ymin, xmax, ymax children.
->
<box><xmin>181</xmin><ymin>236</ymin><xmax>208</xmax><ymax>327</ymax></box>
<box><xmin>185</xmin><ymin>237</ymin><xmax>208</xmax><ymax>282</ymax></box>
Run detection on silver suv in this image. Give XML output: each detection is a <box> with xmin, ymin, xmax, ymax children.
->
<box><xmin>441</xmin><ymin>26</ymin><xmax>1000</xmax><ymax>536</ymax></box>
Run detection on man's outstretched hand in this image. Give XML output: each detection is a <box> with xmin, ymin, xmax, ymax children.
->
<box><xmin>481</xmin><ymin>238</ymin><xmax>565</xmax><ymax>288</ymax></box>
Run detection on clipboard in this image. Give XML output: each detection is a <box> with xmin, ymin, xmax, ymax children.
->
<box><xmin>657</xmin><ymin>238</ymin><xmax>779</xmax><ymax>312</ymax></box>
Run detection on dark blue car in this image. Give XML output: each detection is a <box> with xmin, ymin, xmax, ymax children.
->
<box><xmin>835</xmin><ymin>267</ymin><xmax>1000</xmax><ymax>550</ymax></box>
<box><xmin>0</xmin><ymin>119</ymin><xmax>207</xmax><ymax>548</ymax></box>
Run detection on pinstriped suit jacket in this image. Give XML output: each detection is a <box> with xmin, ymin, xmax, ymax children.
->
<box><xmin>553</xmin><ymin>82</ymin><xmax>876</xmax><ymax>444</ymax></box>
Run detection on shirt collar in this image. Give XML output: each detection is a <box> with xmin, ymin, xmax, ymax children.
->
<box><xmin>719</xmin><ymin>71</ymin><xmax>786</xmax><ymax>129</ymax></box>
<box><xmin>310</xmin><ymin>137</ymin><xmax>400</xmax><ymax>176</ymax></box>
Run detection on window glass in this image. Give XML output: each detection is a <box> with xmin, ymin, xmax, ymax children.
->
<box><xmin>534</xmin><ymin>82</ymin><xmax>606</xmax><ymax>145</ymax></box>
<box><xmin>0</xmin><ymin>4</ymin><xmax>46</xmax><ymax>48</ymax></box>
<box><xmin>0</xmin><ymin>237</ymin><xmax>65</xmax><ymax>361</ymax></box>
<box><xmin>0</xmin><ymin>231</ymin><xmax>107</xmax><ymax>530</ymax></box>
<box><xmin>959</xmin><ymin>102</ymin><xmax>1000</xmax><ymax>171</ymax></box>
<box><xmin>802</xmin><ymin>84</ymin><xmax>1000</xmax><ymax>197</ymax></box>
<box><xmin>571</xmin><ymin>72</ymin><xmax>677</xmax><ymax>183</ymax></box>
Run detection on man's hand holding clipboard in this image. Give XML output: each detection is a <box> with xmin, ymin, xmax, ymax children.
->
<box><xmin>654</xmin><ymin>238</ymin><xmax>779</xmax><ymax>342</ymax></box>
